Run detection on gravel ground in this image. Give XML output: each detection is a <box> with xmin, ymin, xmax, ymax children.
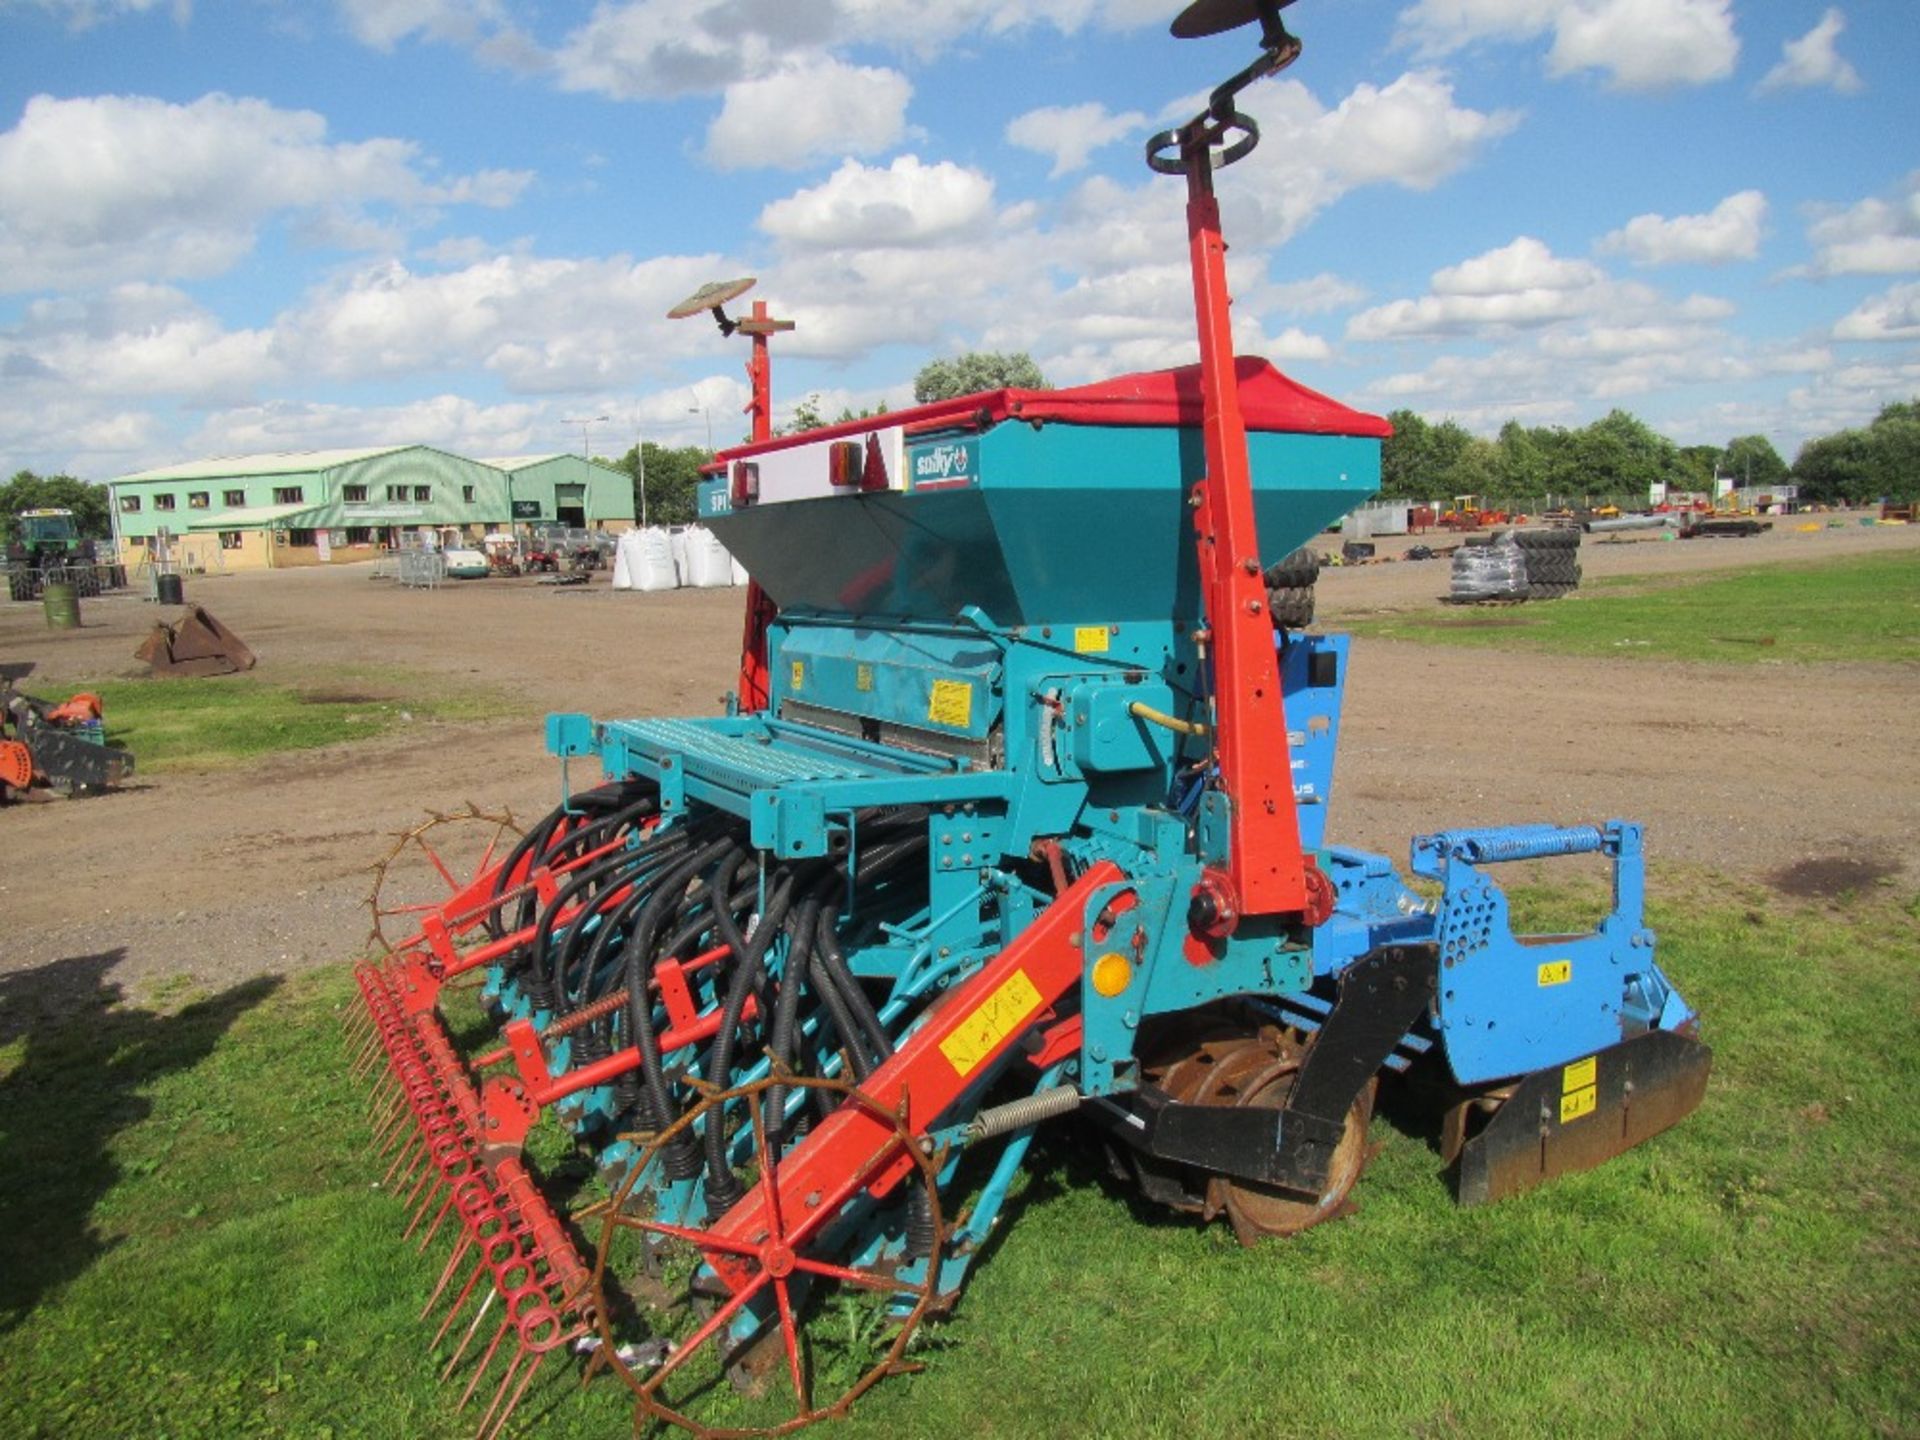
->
<box><xmin>2</xmin><ymin>513</ymin><xmax>1914</xmax><ymax>1004</ymax></box>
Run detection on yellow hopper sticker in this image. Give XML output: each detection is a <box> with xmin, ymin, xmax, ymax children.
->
<box><xmin>1537</xmin><ymin>959</ymin><xmax>1572</xmax><ymax>987</ymax></box>
<box><xmin>789</xmin><ymin>660</ymin><xmax>805</xmax><ymax>692</ymax></box>
<box><xmin>939</xmin><ymin>968</ymin><xmax>1043</xmax><ymax>1078</ymax></box>
<box><xmin>1074</xmin><ymin>626</ymin><xmax>1110</xmax><ymax>654</ymax></box>
<box><xmin>927</xmin><ymin>678</ymin><xmax>974</xmax><ymax>728</ymax></box>
<box><xmin>855</xmin><ymin>662</ymin><xmax>874</xmax><ymax>693</ymax></box>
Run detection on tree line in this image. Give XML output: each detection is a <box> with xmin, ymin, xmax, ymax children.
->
<box><xmin>1383</xmin><ymin>400</ymin><xmax>1919</xmax><ymax>508</ymax></box>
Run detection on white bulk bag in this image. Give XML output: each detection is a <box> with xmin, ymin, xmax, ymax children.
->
<box><xmin>610</xmin><ymin>528</ymin><xmax>644</xmax><ymax>590</ymax></box>
<box><xmin>634</xmin><ymin>526</ymin><xmax>681</xmax><ymax>592</ymax></box>
<box><xmin>683</xmin><ymin>525</ymin><xmax>734</xmax><ymax>588</ymax></box>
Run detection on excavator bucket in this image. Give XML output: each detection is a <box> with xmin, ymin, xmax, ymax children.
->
<box><xmin>135</xmin><ymin>605</ymin><xmax>257</xmax><ymax>677</ymax></box>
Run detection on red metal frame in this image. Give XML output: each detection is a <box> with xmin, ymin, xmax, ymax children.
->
<box><xmin>698</xmin><ymin>862</ymin><xmax>1122</xmax><ymax>1289</ymax></box>
<box><xmin>736</xmin><ymin>299</ymin><xmax>782</xmax><ymax>712</ymax></box>
<box><xmin>1178</xmin><ymin>122</ymin><xmax>1311</xmax><ymax>921</ymax></box>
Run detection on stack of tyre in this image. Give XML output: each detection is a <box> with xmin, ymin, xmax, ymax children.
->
<box><xmin>1264</xmin><ymin>547</ymin><xmax>1320</xmax><ymax>629</ymax></box>
<box><xmin>1513</xmin><ymin>527</ymin><xmax>1581</xmax><ymax>600</ymax></box>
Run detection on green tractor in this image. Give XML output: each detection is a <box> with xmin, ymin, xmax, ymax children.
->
<box><xmin>6</xmin><ymin>508</ymin><xmax>104</xmax><ymax>600</ymax></box>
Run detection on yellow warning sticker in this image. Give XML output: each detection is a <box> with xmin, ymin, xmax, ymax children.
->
<box><xmin>939</xmin><ymin>968</ymin><xmax>1043</xmax><ymax>1078</ymax></box>
<box><xmin>927</xmin><ymin>678</ymin><xmax>974</xmax><ymax>729</ymax></box>
<box><xmin>1560</xmin><ymin>1085</ymin><xmax>1598</xmax><ymax>1124</ymax></box>
<box><xmin>789</xmin><ymin>660</ymin><xmax>805</xmax><ymax>693</ymax></box>
<box><xmin>855</xmin><ymin>662</ymin><xmax>874</xmax><ymax>693</ymax></box>
<box><xmin>1074</xmin><ymin>626</ymin><xmax>1110</xmax><ymax>654</ymax></box>
<box><xmin>1537</xmin><ymin>959</ymin><xmax>1572</xmax><ymax>987</ymax></box>
<box><xmin>1562</xmin><ymin>1056</ymin><xmax>1597</xmax><ymax>1093</ymax></box>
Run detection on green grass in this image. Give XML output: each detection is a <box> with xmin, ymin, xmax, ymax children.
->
<box><xmin>2</xmin><ymin>878</ymin><xmax>1915</xmax><ymax>1439</ymax></box>
<box><xmin>92</xmin><ymin>670</ymin><xmax>509</xmax><ymax>772</ymax></box>
<box><xmin>1345</xmin><ymin>552</ymin><xmax>1920</xmax><ymax>664</ymax></box>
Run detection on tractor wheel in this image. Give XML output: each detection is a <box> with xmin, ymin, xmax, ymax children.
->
<box><xmin>365</xmin><ymin>804</ymin><xmax>521</xmax><ymax>955</ymax></box>
<box><xmin>1263</xmin><ymin>547</ymin><xmax>1320</xmax><ymax>590</ymax></box>
<box><xmin>591</xmin><ymin>1071</ymin><xmax>945</xmax><ymax>1437</ymax></box>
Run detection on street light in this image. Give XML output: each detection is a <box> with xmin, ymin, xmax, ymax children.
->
<box><xmin>687</xmin><ymin>400</ymin><xmax>713</xmax><ymax>452</ymax></box>
<box><xmin>564</xmin><ymin>413</ymin><xmax>610</xmax><ymax>460</ymax></box>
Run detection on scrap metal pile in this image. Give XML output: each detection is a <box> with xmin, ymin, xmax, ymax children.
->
<box><xmin>345</xmin><ymin>4</ymin><xmax>1710</xmax><ymax>1436</ymax></box>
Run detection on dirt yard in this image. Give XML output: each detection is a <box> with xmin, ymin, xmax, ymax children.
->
<box><xmin>3</xmin><ymin>515</ymin><xmax>1915</xmax><ymax>1001</ymax></box>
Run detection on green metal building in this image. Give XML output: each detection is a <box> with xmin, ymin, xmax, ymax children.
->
<box><xmin>109</xmin><ymin>446</ymin><xmax>633</xmax><ymax>570</ymax></box>
<box><xmin>478</xmin><ymin>455</ymin><xmax>636</xmax><ymax>530</ymax></box>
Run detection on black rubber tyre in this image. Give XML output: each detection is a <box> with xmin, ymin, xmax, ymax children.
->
<box><xmin>1267</xmin><ymin>584</ymin><xmax>1315</xmax><ymax>630</ymax></box>
<box><xmin>1263</xmin><ymin>547</ymin><xmax>1320</xmax><ymax>589</ymax></box>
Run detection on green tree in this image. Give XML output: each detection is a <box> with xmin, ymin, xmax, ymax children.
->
<box><xmin>1566</xmin><ymin>409</ymin><xmax>1678</xmax><ymax>502</ymax></box>
<box><xmin>912</xmin><ymin>352</ymin><xmax>1048</xmax><ymax>403</ymax></box>
<box><xmin>1864</xmin><ymin>417</ymin><xmax>1920</xmax><ymax>505</ymax></box>
<box><xmin>613</xmin><ymin>443</ymin><xmax>712</xmax><ymax>526</ymax></box>
<box><xmin>1719</xmin><ymin>434</ymin><xmax>1788</xmax><ymax>491</ymax></box>
<box><xmin>1675</xmin><ymin>444</ymin><xmax>1721</xmax><ymax>494</ymax></box>
<box><xmin>1791</xmin><ymin>430</ymin><xmax>1872</xmax><ymax>505</ymax></box>
<box><xmin>0</xmin><ymin>470</ymin><xmax>111</xmax><ymax>544</ymax></box>
<box><xmin>1379</xmin><ymin>409</ymin><xmax>1430</xmax><ymax>499</ymax></box>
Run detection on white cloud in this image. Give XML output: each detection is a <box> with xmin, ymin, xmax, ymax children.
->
<box><xmin>0</xmin><ymin>93</ymin><xmax>530</xmax><ymax>293</ymax></box>
<box><xmin>1801</xmin><ymin>174</ymin><xmax>1920</xmax><ymax>277</ymax></box>
<box><xmin>1005</xmin><ymin>102</ymin><xmax>1147</xmax><ymax>177</ymax></box>
<box><xmin>1599</xmin><ymin>189</ymin><xmax>1766</xmax><ymax>266</ymax></box>
<box><xmin>758</xmin><ymin>157</ymin><xmax>995</xmax><ymax>249</ymax></box>
<box><xmin>273</xmin><ymin>251</ymin><xmax>736</xmax><ymax>390</ymax></box>
<box><xmin>1349</xmin><ymin>237</ymin><xmax>1610</xmax><ymax>338</ymax></box>
<box><xmin>703</xmin><ymin>58</ymin><xmax>912</xmax><ymax>170</ymax></box>
<box><xmin>1398</xmin><ymin>0</ymin><xmax>1738</xmax><ymax>91</ymax></box>
<box><xmin>6</xmin><ymin>0</ymin><xmax>179</xmax><ymax>26</ymax></box>
<box><xmin>1831</xmin><ymin>282</ymin><xmax>1920</xmax><ymax>343</ymax></box>
<box><xmin>182</xmin><ymin>393</ymin><xmax>545</xmax><ymax>460</ymax></box>
<box><xmin>1758</xmin><ymin>8</ymin><xmax>1862</xmax><ymax>96</ymax></box>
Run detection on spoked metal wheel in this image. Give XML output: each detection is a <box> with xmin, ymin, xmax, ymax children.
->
<box><xmin>365</xmin><ymin>803</ymin><xmax>520</xmax><ymax>955</ymax></box>
<box><xmin>591</xmin><ymin>1071</ymin><xmax>945</xmax><ymax>1438</ymax></box>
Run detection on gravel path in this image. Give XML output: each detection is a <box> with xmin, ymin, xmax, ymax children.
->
<box><xmin>3</xmin><ymin>513</ymin><xmax>1913</xmax><ymax>1003</ymax></box>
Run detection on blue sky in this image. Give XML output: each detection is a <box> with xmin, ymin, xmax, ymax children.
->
<box><xmin>1</xmin><ymin>0</ymin><xmax>1915</xmax><ymax>481</ymax></box>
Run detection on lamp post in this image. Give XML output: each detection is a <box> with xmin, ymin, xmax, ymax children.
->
<box><xmin>636</xmin><ymin>430</ymin><xmax>648</xmax><ymax>528</ymax></box>
<box><xmin>688</xmin><ymin>401</ymin><xmax>713</xmax><ymax>453</ymax></box>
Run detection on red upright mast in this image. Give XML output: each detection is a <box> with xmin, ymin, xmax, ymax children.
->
<box><xmin>1150</xmin><ymin>0</ymin><xmax>1326</xmax><ymax>926</ymax></box>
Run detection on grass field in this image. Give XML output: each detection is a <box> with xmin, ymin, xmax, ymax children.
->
<box><xmin>92</xmin><ymin>669</ymin><xmax>511</xmax><ymax>772</ymax></box>
<box><xmin>1344</xmin><ymin>551</ymin><xmax>1920</xmax><ymax>664</ymax></box>
<box><xmin>2</xmin><ymin>876</ymin><xmax>1914</xmax><ymax>1440</ymax></box>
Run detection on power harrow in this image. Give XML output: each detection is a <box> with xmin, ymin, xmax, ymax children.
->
<box><xmin>346</xmin><ymin>4</ymin><xmax>1710</xmax><ymax>1435</ymax></box>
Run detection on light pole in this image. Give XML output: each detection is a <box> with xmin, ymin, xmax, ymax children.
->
<box><xmin>635</xmin><ymin>430</ymin><xmax>648</xmax><ymax>527</ymax></box>
<box><xmin>687</xmin><ymin>401</ymin><xmax>713</xmax><ymax>453</ymax></box>
<box><xmin>564</xmin><ymin>413</ymin><xmax>609</xmax><ymax>460</ymax></box>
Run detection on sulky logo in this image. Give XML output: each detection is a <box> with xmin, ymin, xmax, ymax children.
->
<box><xmin>910</xmin><ymin>439</ymin><xmax>976</xmax><ymax>488</ymax></box>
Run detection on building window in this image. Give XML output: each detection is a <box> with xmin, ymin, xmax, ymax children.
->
<box><xmin>387</xmin><ymin>484</ymin><xmax>407</xmax><ymax>502</ymax></box>
<box><xmin>219</xmin><ymin>531</ymin><xmax>243</xmax><ymax>550</ymax></box>
<box><xmin>345</xmin><ymin>526</ymin><xmax>375</xmax><ymax>544</ymax></box>
<box><xmin>126</xmin><ymin>534</ymin><xmax>145</xmax><ymax>545</ymax></box>
<box><xmin>273</xmin><ymin>486</ymin><xmax>304</xmax><ymax>505</ymax></box>
<box><xmin>344</xmin><ymin>485</ymin><xmax>368</xmax><ymax>503</ymax></box>
<box><xmin>462</xmin><ymin>485</ymin><xmax>475</xmax><ymax>503</ymax></box>
<box><xmin>287</xmin><ymin>528</ymin><xmax>316</xmax><ymax>547</ymax></box>
<box><xmin>188</xmin><ymin>491</ymin><xmax>209</xmax><ymax>509</ymax></box>
<box><xmin>413</xmin><ymin>485</ymin><xmax>432</xmax><ymax>502</ymax></box>
<box><xmin>120</xmin><ymin>495</ymin><xmax>142</xmax><ymax>513</ymax></box>
<box><xmin>153</xmin><ymin>493</ymin><xmax>176</xmax><ymax>511</ymax></box>
<box><xmin>224</xmin><ymin>489</ymin><xmax>245</xmax><ymax>506</ymax></box>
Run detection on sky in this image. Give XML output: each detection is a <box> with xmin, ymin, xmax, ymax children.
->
<box><xmin>1</xmin><ymin>0</ymin><xmax>1916</xmax><ymax>482</ymax></box>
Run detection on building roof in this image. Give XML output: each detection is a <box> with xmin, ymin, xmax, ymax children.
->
<box><xmin>114</xmin><ymin>445</ymin><xmax>415</xmax><ymax>484</ymax></box>
<box><xmin>184</xmin><ymin>502</ymin><xmax>328</xmax><ymax>530</ymax></box>
<box><xmin>478</xmin><ymin>454</ymin><xmax>629</xmax><ymax>475</ymax></box>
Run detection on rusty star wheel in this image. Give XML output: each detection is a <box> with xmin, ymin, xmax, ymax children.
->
<box><xmin>590</xmin><ymin>1071</ymin><xmax>945</xmax><ymax>1438</ymax></box>
<box><xmin>366</xmin><ymin>803</ymin><xmax>520</xmax><ymax>955</ymax></box>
